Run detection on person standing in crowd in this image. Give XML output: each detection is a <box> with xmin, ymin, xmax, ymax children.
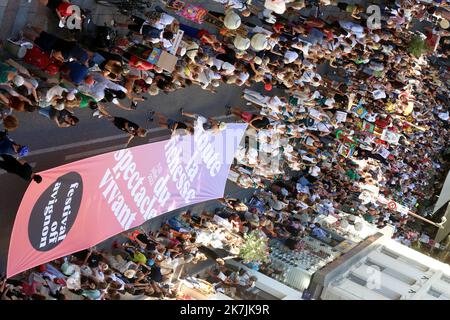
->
<box><xmin>0</xmin><ymin>154</ymin><xmax>42</xmax><ymax>183</ymax></box>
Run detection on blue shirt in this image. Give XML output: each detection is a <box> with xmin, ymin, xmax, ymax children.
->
<box><xmin>312</xmin><ymin>227</ymin><xmax>327</xmax><ymax>239</ymax></box>
<box><xmin>64</xmin><ymin>61</ymin><xmax>88</xmax><ymax>85</ymax></box>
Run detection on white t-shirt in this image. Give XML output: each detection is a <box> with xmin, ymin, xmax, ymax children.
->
<box><xmin>213</xmin><ymin>0</ymin><xmax>247</xmax><ymax>11</ymax></box>
<box><xmin>46</xmin><ymin>85</ymin><xmax>67</xmax><ymax>102</ymax></box>
<box><xmin>438</xmin><ymin>111</ymin><xmax>449</xmax><ymax>121</ymax></box>
<box><xmin>221</xmin><ymin>62</ymin><xmax>235</xmax><ymax>75</ymax></box>
<box><xmin>305</xmin><ymin>136</ymin><xmax>315</xmax><ymax>146</ymax></box>
<box><xmin>209</xmin><ymin>57</ymin><xmax>224</xmax><ymax>70</ymax></box>
<box><xmin>237</xmin><ymin>71</ymin><xmax>250</xmax><ymax>84</ymax></box>
<box><xmin>267</xmin><ymin>96</ymin><xmax>283</xmax><ymax>110</ymax></box>
<box><xmin>152</xmin><ymin>13</ymin><xmax>175</xmax><ymax>30</ymax></box>
<box><xmin>310</xmin><ymin>166</ymin><xmax>321</xmax><ymax>177</ymax></box>
<box><xmin>284</xmin><ymin>50</ymin><xmax>299</xmax><ymax>64</ymax></box>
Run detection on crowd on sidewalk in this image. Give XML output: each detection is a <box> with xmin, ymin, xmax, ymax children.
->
<box><xmin>0</xmin><ymin>0</ymin><xmax>449</xmax><ymax>299</ymax></box>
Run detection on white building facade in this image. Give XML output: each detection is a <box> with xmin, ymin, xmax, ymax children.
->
<box><xmin>310</xmin><ymin>233</ymin><xmax>450</xmax><ymax>300</ymax></box>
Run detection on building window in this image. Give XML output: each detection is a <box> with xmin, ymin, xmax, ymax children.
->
<box><xmin>380</xmin><ymin>247</ymin><xmax>399</xmax><ymax>259</ymax></box>
<box><xmin>380</xmin><ymin>247</ymin><xmax>429</xmax><ymax>272</ymax></box>
<box><xmin>348</xmin><ymin>272</ymin><xmax>401</xmax><ymax>300</ymax></box>
<box><xmin>365</xmin><ymin>258</ymin><xmax>416</xmax><ymax>285</ymax></box>
<box><xmin>441</xmin><ymin>275</ymin><xmax>450</xmax><ymax>284</ymax></box>
<box><xmin>428</xmin><ymin>287</ymin><xmax>443</xmax><ymax>298</ymax></box>
<box><xmin>348</xmin><ymin>273</ymin><xmax>367</xmax><ymax>286</ymax></box>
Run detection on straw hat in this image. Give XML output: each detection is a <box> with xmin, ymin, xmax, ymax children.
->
<box><xmin>234</xmin><ymin>35</ymin><xmax>250</xmax><ymax>51</ymax></box>
<box><xmin>440</xmin><ymin>19</ymin><xmax>449</xmax><ymax>29</ymax></box>
<box><xmin>251</xmin><ymin>33</ymin><xmax>268</xmax><ymax>51</ymax></box>
<box><xmin>224</xmin><ymin>10</ymin><xmax>241</xmax><ymax>30</ymax></box>
<box><xmin>219</xmin><ymin>122</ymin><xmax>227</xmax><ymax>131</ymax></box>
<box><xmin>124</xmin><ymin>269</ymin><xmax>137</xmax><ymax>279</ymax></box>
<box><xmin>253</xmin><ymin>56</ymin><xmax>263</xmax><ymax>65</ymax></box>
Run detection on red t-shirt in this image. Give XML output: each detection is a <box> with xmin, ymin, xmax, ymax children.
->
<box><xmin>24</xmin><ymin>46</ymin><xmax>61</xmax><ymax>75</ymax></box>
<box><xmin>273</xmin><ymin>22</ymin><xmax>284</xmax><ymax>33</ymax></box>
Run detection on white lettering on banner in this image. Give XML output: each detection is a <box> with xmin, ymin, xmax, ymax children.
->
<box><xmin>56</xmin><ymin>182</ymin><xmax>79</xmax><ymax>242</ymax></box>
<box><xmin>40</xmin><ymin>181</ymin><xmax>79</xmax><ymax>247</ymax></box>
<box><xmin>99</xmin><ymin>149</ymin><xmax>175</xmax><ymax>228</ymax></box>
<box><xmin>99</xmin><ymin>168</ymin><xmax>137</xmax><ymax>229</ymax></box>
<box><xmin>193</xmin><ymin>129</ymin><xmax>221</xmax><ymax>177</ymax></box>
<box><xmin>164</xmin><ymin>136</ymin><xmax>198</xmax><ymax>204</ymax></box>
<box><xmin>367</xmin><ymin>5</ymin><xmax>381</xmax><ymax>30</ymax></box>
<box><xmin>40</xmin><ymin>182</ymin><xmax>61</xmax><ymax>248</ymax></box>
<box><xmin>65</xmin><ymin>5</ymin><xmax>82</xmax><ymax>30</ymax></box>
<box><xmin>98</xmin><ymin>131</ymin><xmax>226</xmax><ymax>228</ymax></box>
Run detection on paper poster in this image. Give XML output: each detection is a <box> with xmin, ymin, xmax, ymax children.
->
<box><xmin>396</xmin><ymin>204</ymin><xmax>410</xmax><ymax>216</ymax></box>
<box><xmin>381</xmin><ymin>129</ymin><xmax>401</xmax><ymax>145</ymax></box>
<box><xmin>309</xmin><ymin>108</ymin><xmax>322</xmax><ymax>119</ymax></box>
<box><xmin>7</xmin><ymin>124</ymin><xmax>248</xmax><ymax>278</ymax></box>
<box><xmin>166</xmin><ymin>0</ymin><xmax>185</xmax><ymax>10</ymax></box>
<box><xmin>352</xmin><ymin>105</ymin><xmax>368</xmax><ymax>118</ymax></box>
<box><xmin>377</xmin><ymin>147</ymin><xmax>390</xmax><ymax>159</ymax></box>
<box><xmin>335</xmin><ymin>111</ymin><xmax>347</xmax><ymax>123</ymax></box>
<box><xmin>179</xmin><ymin>4</ymin><xmax>208</xmax><ymax>24</ymax></box>
<box><xmin>338</xmin><ymin>144</ymin><xmax>355</xmax><ymax>158</ymax></box>
<box><xmin>372</xmin><ymin>89</ymin><xmax>386</xmax><ymax>100</ymax></box>
<box><xmin>147</xmin><ymin>48</ymin><xmax>162</xmax><ymax>64</ymax></box>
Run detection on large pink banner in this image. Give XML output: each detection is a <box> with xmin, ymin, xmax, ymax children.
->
<box><xmin>7</xmin><ymin>124</ymin><xmax>247</xmax><ymax>278</ymax></box>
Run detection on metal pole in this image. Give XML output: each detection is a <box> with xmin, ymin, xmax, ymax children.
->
<box><xmin>407</xmin><ymin>210</ymin><xmax>444</xmax><ymax>229</ymax></box>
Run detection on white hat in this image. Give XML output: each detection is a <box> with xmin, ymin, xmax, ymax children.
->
<box><xmin>219</xmin><ymin>122</ymin><xmax>227</xmax><ymax>131</ymax></box>
<box><xmin>251</xmin><ymin>33</ymin><xmax>268</xmax><ymax>52</ymax></box>
<box><xmin>144</xmin><ymin>77</ymin><xmax>153</xmax><ymax>85</ymax></box>
<box><xmin>124</xmin><ymin>269</ymin><xmax>137</xmax><ymax>279</ymax></box>
<box><xmin>61</xmin><ymin>262</ymin><xmax>75</xmax><ymax>276</ymax></box>
<box><xmin>66</xmin><ymin>92</ymin><xmax>76</xmax><ymax>101</ymax></box>
<box><xmin>178</xmin><ymin>46</ymin><xmax>187</xmax><ymax>56</ymax></box>
<box><xmin>234</xmin><ymin>35</ymin><xmax>250</xmax><ymax>51</ymax></box>
<box><xmin>54</xmin><ymin>102</ymin><xmax>65</xmax><ymax>111</ymax></box>
<box><xmin>253</xmin><ymin>56</ymin><xmax>263</xmax><ymax>65</ymax></box>
<box><xmin>13</xmin><ymin>75</ymin><xmax>24</xmax><ymax>87</ymax></box>
<box><xmin>440</xmin><ymin>19</ymin><xmax>449</xmax><ymax>29</ymax></box>
<box><xmin>224</xmin><ymin>10</ymin><xmax>241</xmax><ymax>30</ymax></box>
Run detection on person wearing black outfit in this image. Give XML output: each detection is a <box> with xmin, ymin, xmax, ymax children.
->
<box><xmin>0</xmin><ymin>154</ymin><xmax>42</xmax><ymax>183</ymax></box>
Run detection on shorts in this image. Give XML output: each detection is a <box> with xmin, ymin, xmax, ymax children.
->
<box><xmin>39</xmin><ymin>107</ymin><xmax>52</xmax><ymax>119</ymax></box>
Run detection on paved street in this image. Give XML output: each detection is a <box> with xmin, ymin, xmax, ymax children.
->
<box><xmin>0</xmin><ymin>0</ymin><xmax>259</xmax><ymax>274</ymax></box>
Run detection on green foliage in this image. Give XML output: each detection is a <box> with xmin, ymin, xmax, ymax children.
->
<box><xmin>238</xmin><ymin>230</ymin><xmax>270</xmax><ymax>264</ymax></box>
<box><xmin>407</xmin><ymin>35</ymin><xmax>428</xmax><ymax>57</ymax></box>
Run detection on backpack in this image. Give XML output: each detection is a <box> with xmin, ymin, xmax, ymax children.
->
<box><xmin>23</xmin><ymin>46</ymin><xmax>61</xmax><ymax>75</ymax></box>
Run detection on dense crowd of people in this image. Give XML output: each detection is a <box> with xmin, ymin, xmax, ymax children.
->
<box><xmin>0</xmin><ymin>0</ymin><xmax>449</xmax><ymax>299</ymax></box>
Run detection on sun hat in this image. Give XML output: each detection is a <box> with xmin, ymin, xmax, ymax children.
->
<box><xmin>66</xmin><ymin>92</ymin><xmax>76</xmax><ymax>101</ymax></box>
<box><xmin>124</xmin><ymin>269</ymin><xmax>137</xmax><ymax>279</ymax></box>
<box><xmin>251</xmin><ymin>33</ymin><xmax>268</xmax><ymax>51</ymax></box>
<box><xmin>61</xmin><ymin>262</ymin><xmax>75</xmax><ymax>276</ymax></box>
<box><xmin>54</xmin><ymin>102</ymin><xmax>65</xmax><ymax>111</ymax></box>
<box><xmin>144</xmin><ymin>77</ymin><xmax>153</xmax><ymax>85</ymax></box>
<box><xmin>12</xmin><ymin>75</ymin><xmax>24</xmax><ymax>87</ymax></box>
<box><xmin>439</xmin><ymin>18</ymin><xmax>449</xmax><ymax>29</ymax></box>
<box><xmin>219</xmin><ymin>122</ymin><xmax>227</xmax><ymax>131</ymax></box>
<box><xmin>234</xmin><ymin>35</ymin><xmax>250</xmax><ymax>51</ymax></box>
<box><xmin>253</xmin><ymin>56</ymin><xmax>263</xmax><ymax>65</ymax></box>
<box><xmin>224</xmin><ymin>10</ymin><xmax>241</xmax><ymax>30</ymax></box>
